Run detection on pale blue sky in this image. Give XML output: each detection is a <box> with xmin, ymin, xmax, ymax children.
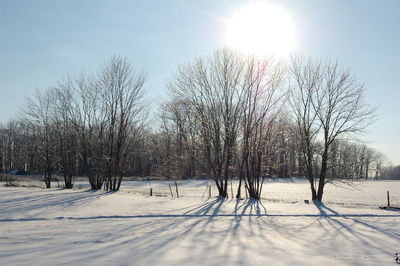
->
<box><xmin>1</xmin><ymin>0</ymin><xmax>399</xmax><ymax>164</ymax></box>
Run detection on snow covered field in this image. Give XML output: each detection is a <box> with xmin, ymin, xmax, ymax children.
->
<box><xmin>1</xmin><ymin>179</ymin><xmax>399</xmax><ymax>265</ymax></box>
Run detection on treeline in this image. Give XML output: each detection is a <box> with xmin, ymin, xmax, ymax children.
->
<box><xmin>379</xmin><ymin>165</ymin><xmax>400</xmax><ymax>180</ymax></box>
<box><xmin>0</xmin><ymin>50</ymin><xmax>393</xmax><ymax>201</ymax></box>
<box><xmin>1</xmin><ymin>56</ymin><xmax>149</xmax><ymax>191</ymax></box>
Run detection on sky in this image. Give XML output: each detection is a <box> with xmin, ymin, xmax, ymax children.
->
<box><xmin>1</xmin><ymin>0</ymin><xmax>399</xmax><ymax>164</ymax></box>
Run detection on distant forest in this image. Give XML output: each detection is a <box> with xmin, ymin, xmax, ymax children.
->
<box><xmin>1</xmin><ymin>50</ymin><xmax>399</xmax><ymax>200</ymax></box>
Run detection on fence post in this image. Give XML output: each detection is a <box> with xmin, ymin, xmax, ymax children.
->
<box><xmin>208</xmin><ymin>185</ymin><xmax>211</xmax><ymax>199</ymax></box>
<box><xmin>150</xmin><ymin>188</ymin><xmax>153</xmax><ymax>197</ymax></box>
<box><xmin>169</xmin><ymin>184</ymin><xmax>174</xmax><ymax>197</ymax></box>
<box><xmin>387</xmin><ymin>190</ymin><xmax>390</xmax><ymax>207</ymax></box>
<box><xmin>175</xmin><ymin>180</ymin><xmax>179</xmax><ymax>198</ymax></box>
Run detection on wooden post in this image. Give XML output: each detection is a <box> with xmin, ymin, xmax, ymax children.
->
<box><xmin>208</xmin><ymin>185</ymin><xmax>211</xmax><ymax>199</ymax></box>
<box><xmin>387</xmin><ymin>190</ymin><xmax>390</xmax><ymax>208</ymax></box>
<box><xmin>231</xmin><ymin>181</ymin><xmax>234</xmax><ymax>199</ymax></box>
<box><xmin>175</xmin><ymin>180</ymin><xmax>179</xmax><ymax>198</ymax></box>
<box><xmin>150</xmin><ymin>188</ymin><xmax>153</xmax><ymax>197</ymax></box>
<box><xmin>201</xmin><ymin>184</ymin><xmax>208</xmax><ymax>200</ymax></box>
<box><xmin>169</xmin><ymin>184</ymin><xmax>174</xmax><ymax>197</ymax></box>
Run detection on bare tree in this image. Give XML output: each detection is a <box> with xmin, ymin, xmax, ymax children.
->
<box><xmin>99</xmin><ymin>56</ymin><xmax>146</xmax><ymax>191</ymax></box>
<box><xmin>18</xmin><ymin>56</ymin><xmax>147</xmax><ymax>190</ymax></box>
<box><xmin>23</xmin><ymin>90</ymin><xmax>56</xmax><ymax>188</ymax></box>
<box><xmin>288</xmin><ymin>56</ymin><xmax>322</xmax><ymax>200</ymax></box>
<box><xmin>168</xmin><ymin>49</ymin><xmax>247</xmax><ymax>197</ymax></box>
<box><xmin>72</xmin><ymin>73</ymin><xmax>107</xmax><ymax>190</ymax></box>
<box><xmin>289</xmin><ymin>56</ymin><xmax>376</xmax><ymax>201</ymax></box>
<box><xmin>51</xmin><ymin>78</ymin><xmax>77</xmax><ymax>188</ymax></box>
<box><xmin>313</xmin><ymin>61</ymin><xmax>376</xmax><ymax>201</ymax></box>
<box><xmin>236</xmin><ymin>57</ymin><xmax>285</xmax><ymax>199</ymax></box>
<box><xmin>158</xmin><ymin>98</ymin><xmax>200</xmax><ymax>179</ymax></box>
<box><xmin>327</xmin><ymin>141</ymin><xmax>384</xmax><ymax>180</ymax></box>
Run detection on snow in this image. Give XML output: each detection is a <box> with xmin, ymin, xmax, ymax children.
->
<box><xmin>1</xmin><ymin>179</ymin><xmax>399</xmax><ymax>265</ymax></box>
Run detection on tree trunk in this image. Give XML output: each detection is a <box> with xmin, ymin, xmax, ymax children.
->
<box><xmin>215</xmin><ymin>180</ymin><xmax>227</xmax><ymax>198</ymax></box>
<box><xmin>317</xmin><ymin>179</ymin><xmax>325</xmax><ymax>201</ymax></box>
<box><xmin>317</xmin><ymin>158</ymin><xmax>327</xmax><ymax>201</ymax></box>
<box><xmin>236</xmin><ymin>175</ymin><xmax>242</xmax><ymax>199</ymax></box>
<box><xmin>317</xmin><ymin>151</ymin><xmax>328</xmax><ymax>201</ymax></box>
<box><xmin>310</xmin><ymin>181</ymin><xmax>317</xmax><ymax>200</ymax></box>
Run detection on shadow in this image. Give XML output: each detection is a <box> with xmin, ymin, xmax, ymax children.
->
<box><xmin>2</xmin><ymin>212</ymin><xmax>399</xmax><ymax>223</ymax></box>
<box><xmin>0</xmin><ymin>188</ymin><xmax>111</xmax><ymax>216</ymax></box>
<box><xmin>183</xmin><ymin>197</ymin><xmax>225</xmax><ymax>216</ymax></box>
<box><xmin>2</xmin><ymin>187</ymin><xmax>400</xmax><ymax>265</ymax></box>
<box><xmin>313</xmin><ymin>201</ymin><xmax>400</xmax><ymax>257</ymax></box>
<box><xmin>380</xmin><ymin>207</ymin><xmax>400</xmax><ymax>212</ymax></box>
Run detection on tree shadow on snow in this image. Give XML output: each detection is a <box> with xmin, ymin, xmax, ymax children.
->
<box><xmin>313</xmin><ymin>201</ymin><xmax>400</xmax><ymax>256</ymax></box>
<box><xmin>3</xmin><ymin>193</ymin><xmax>400</xmax><ymax>265</ymax></box>
<box><xmin>0</xmin><ymin>189</ymin><xmax>112</xmax><ymax>217</ymax></box>
<box><xmin>47</xmin><ymin>198</ymin><xmax>272</xmax><ymax>265</ymax></box>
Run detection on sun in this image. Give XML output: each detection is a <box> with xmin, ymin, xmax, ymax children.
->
<box><xmin>225</xmin><ymin>2</ymin><xmax>296</xmax><ymax>57</ymax></box>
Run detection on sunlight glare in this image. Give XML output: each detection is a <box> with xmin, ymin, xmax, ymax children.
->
<box><xmin>225</xmin><ymin>2</ymin><xmax>296</xmax><ymax>57</ymax></box>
